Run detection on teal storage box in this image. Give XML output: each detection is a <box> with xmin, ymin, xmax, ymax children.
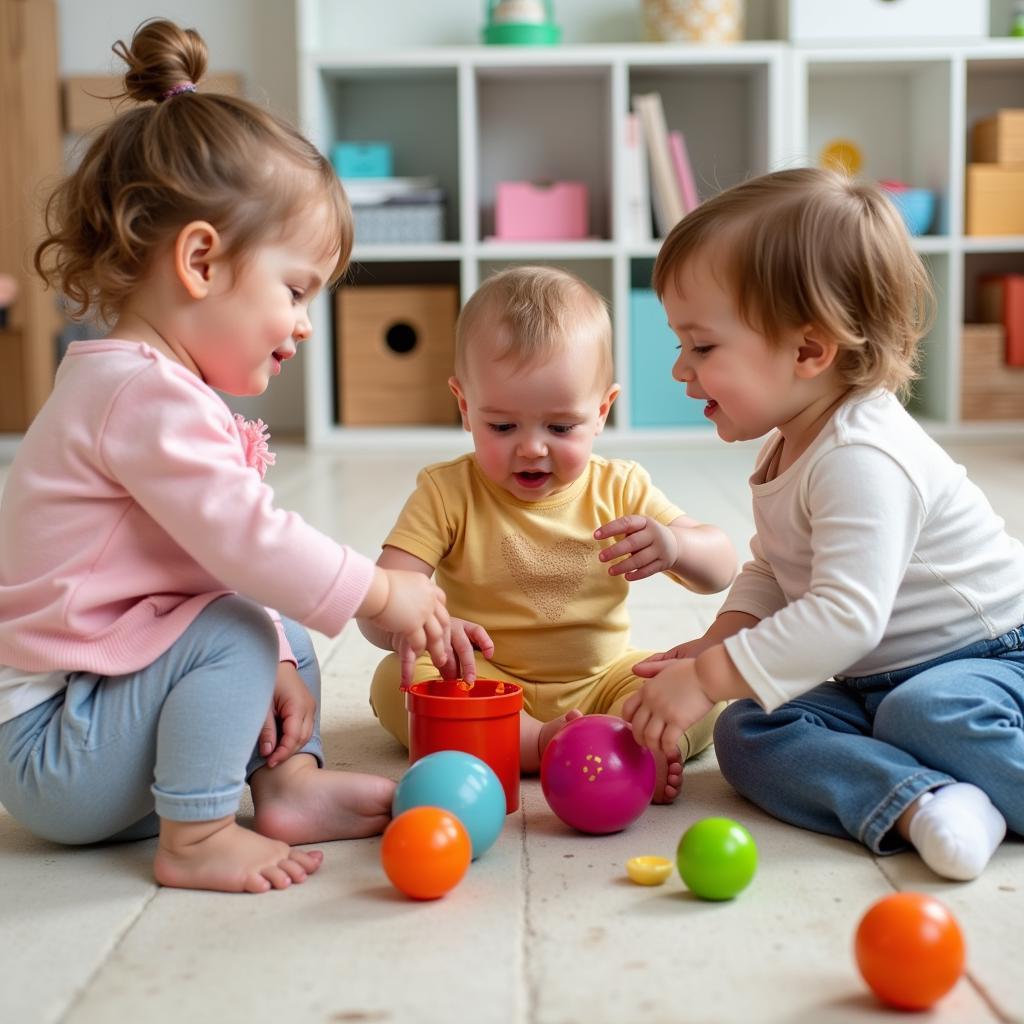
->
<box><xmin>331</xmin><ymin>142</ymin><xmax>393</xmax><ymax>179</ymax></box>
<box><xmin>628</xmin><ymin>289</ymin><xmax>708</xmax><ymax>427</ymax></box>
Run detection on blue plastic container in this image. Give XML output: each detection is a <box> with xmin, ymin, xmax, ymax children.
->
<box><xmin>885</xmin><ymin>187</ymin><xmax>936</xmax><ymax>236</ymax></box>
<box><xmin>330</xmin><ymin>142</ymin><xmax>392</xmax><ymax>179</ymax></box>
<box><xmin>628</xmin><ymin>289</ymin><xmax>708</xmax><ymax>427</ymax></box>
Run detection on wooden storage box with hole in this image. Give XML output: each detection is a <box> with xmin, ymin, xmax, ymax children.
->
<box><xmin>335</xmin><ymin>284</ymin><xmax>459</xmax><ymax>425</ymax></box>
<box><xmin>961</xmin><ymin>324</ymin><xmax>1024</xmax><ymax>421</ymax></box>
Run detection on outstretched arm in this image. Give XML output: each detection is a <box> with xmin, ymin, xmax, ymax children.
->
<box><xmin>358</xmin><ymin>546</ymin><xmax>435</xmax><ymax>652</ymax></box>
<box><xmin>358</xmin><ymin>546</ymin><xmax>494</xmax><ymax>686</ymax></box>
<box><xmin>594</xmin><ymin>513</ymin><xmax>737</xmax><ymax>593</ymax></box>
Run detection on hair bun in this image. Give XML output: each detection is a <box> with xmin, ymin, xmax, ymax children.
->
<box><xmin>113</xmin><ymin>18</ymin><xmax>207</xmax><ymax>104</ymax></box>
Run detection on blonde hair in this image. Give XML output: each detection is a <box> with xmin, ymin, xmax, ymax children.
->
<box><xmin>652</xmin><ymin>167</ymin><xmax>934</xmax><ymax>398</ymax></box>
<box><xmin>35</xmin><ymin>19</ymin><xmax>351</xmax><ymax>324</ymax></box>
<box><xmin>455</xmin><ymin>266</ymin><xmax>613</xmax><ymax>387</ymax></box>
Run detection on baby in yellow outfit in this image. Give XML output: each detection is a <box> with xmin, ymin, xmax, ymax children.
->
<box><xmin>362</xmin><ymin>266</ymin><xmax>736</xmax><ymax>801</ymax></box>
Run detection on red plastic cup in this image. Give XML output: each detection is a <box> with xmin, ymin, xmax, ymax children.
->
<box><xmin>406</xmin><ymin>678</ymin><xmax>523</xmax><ymax>813</ymax></box>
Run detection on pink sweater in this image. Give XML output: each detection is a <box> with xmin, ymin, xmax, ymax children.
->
<box><xmin>0</xmin><ymin>340</ymin><xmax>375</xmax><ymax>681</ymax></box>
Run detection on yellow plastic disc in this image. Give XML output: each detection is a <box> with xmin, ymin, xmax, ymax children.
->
<box><xmin>819</xmin><ymin>138</ymin><xmax>863</xmax><ymax>176</ymax></box>
<box><xmin>626</xmin><ymin>855</ymin><xmax>673</xmax><ymax>886</ymax></box>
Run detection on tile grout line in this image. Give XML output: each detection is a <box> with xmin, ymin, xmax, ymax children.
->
<box><xmin>55</xmin><ymin>886</ymin><xmax>161</xmax><ymax>1024</ymax></box>
<box><xmin>519</xmin><ymin>791</ymin><xmax>540</xmax><ymax>1024</ymax></box>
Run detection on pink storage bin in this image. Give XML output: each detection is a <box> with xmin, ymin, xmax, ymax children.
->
<box><xmin>494</xmin><ymin>180</ymin><xmax>589</xmax><ymax>241</ymax></box>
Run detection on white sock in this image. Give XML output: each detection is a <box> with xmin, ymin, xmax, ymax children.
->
<box><xmin>908</xmin><ymin>783</ymin><xmax>1007</xmax><ymax>881</ymax></box>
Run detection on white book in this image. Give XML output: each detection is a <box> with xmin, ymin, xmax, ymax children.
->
<box><xmin>624</xmin><ymin>112</ymin><xmax>653</xmax><ymax>243</ymax></box>
<box><xmin>343</xmin><ymin>176</ymin><xmax>439</xmax><ymax>205</ymax></box>
<box><xmin>632</xmin><ymin>93</ymin><xmax>684</xmax><ymax>238</ymax></box>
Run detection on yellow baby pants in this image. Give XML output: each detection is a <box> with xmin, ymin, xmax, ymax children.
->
<box><xmin>369</xmin><ymin>649</ymin><xmax>723</xmax><ymax>763</ymax></box>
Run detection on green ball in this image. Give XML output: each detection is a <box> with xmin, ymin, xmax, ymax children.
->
<box><xmin>676</xmin><ymin>817</ymin><xmax>757</xmax><ymax>900</ymax></box>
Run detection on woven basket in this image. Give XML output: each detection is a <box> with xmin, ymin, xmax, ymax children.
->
<box><xmin>642</xmin><ymin>0</ymin><xmax>745</xmax><ymax>43</ymax></box>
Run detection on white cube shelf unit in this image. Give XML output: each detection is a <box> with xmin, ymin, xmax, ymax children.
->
<box><xmin>297</xmin><ymin>24</ymin><xmax>1024</xmax><ymax>448</ymax></box>
<box><xmin>792</xmin><ymin>43</ymin><xmax>1024</xmax><ymax>434</ymax></box>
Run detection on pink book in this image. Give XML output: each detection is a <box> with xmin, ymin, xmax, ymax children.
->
<box><xmin>669</xmin><ymin>130</ymin><xmax>699</xmax><ymax>213</ymax></box>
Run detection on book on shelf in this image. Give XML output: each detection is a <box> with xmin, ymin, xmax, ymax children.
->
<box><xmin>624</xmin><ymin>112</ymin><xmax>653</xmax><ymax>244</ymax></box>
<box><xmin>978</xmin><ymin>274</ymin><xmax>1024</xmax><ymax>367</ymax></box>
<box><xmin>632</xmin><ymin>92</ymin><xmax>684</xmax><ymax>238</ymax></box>
<box><xmin>343</xmin><ymin>176</ymin><xmax>442</xmax><ymax>207</ymax></box>
<box><xmin>668</xmin><ymin>130</ymin><xmax>699</xmax><ymax>214</ymax></box>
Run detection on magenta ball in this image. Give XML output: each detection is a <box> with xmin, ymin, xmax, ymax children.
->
<box><xmin>540</xmin><ymin>715</ymin><xmax>656</xmax><ymax>834</ymax></box>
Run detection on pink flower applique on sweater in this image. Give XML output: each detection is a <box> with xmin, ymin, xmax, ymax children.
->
<box><xmin>234</xmin><ymin>414</ymin><xmax>277</xmax><ymax>479</ymax></box>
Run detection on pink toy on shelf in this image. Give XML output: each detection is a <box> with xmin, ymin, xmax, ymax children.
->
<box><xmin>493</xmin><ymin>180</ymin><xmax>589</xmax><ymax>241</ymax></box>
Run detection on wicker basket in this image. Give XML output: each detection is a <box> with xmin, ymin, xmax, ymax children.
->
<box><xmin>642</xmin><ymin>0</ymin><xmax>745</xmax><ymax>43</ymax></box>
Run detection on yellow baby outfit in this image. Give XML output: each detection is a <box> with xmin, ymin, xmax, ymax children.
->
<box><xmin>369</xmin><ymin>453</ymin><xmax>722</xmax><ymax>759</ymax></box>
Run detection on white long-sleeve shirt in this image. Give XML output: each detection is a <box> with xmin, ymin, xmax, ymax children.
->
<box><xmin>721</xmin><ymin>390</ymin><xmax>1024</xmax><ymax>712</ymax></box>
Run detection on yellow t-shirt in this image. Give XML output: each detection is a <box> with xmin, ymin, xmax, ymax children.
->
<box><xmin>384</xmin><ymin>454</ymin><xmax>683</xmax><ymax>683</ymax></box>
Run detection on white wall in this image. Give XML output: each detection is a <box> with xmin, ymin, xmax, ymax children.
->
<box><xmin>303</xmin><ymin>0</ymin><xmax>777</xmax><ymax>48</ymax></box>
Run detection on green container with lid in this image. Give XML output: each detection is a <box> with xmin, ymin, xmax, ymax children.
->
<box><xmin>483</xmin><ymin>0</ymin><xmax>561</xmax><ymax>45</ymax></box>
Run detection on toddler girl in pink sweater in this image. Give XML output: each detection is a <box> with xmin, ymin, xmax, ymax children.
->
<box><xmin>0</xmin><ymin>19</ymin><xmax>449</xmax><ymax>894</ymax></box>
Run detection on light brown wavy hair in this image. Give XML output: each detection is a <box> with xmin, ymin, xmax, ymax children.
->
<box><xmin>35</xmin><ymin>18</ymin><xmax>351</xmax><ymax>324</ymax></box>
<box><xmin>652</xmin><ymin>167</ymin><xmax>934</xmax><ymax>398</ymax></box>
<box><xmin>455</xmin><ymin>266</ymin><xmax>614</xmax><ymax>388</ymax></box>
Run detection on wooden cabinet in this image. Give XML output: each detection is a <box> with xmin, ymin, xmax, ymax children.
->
<box><xmin>0</xmin><ymin>0</ymin><xmax>62</xmax><ymax>433</ymax></box>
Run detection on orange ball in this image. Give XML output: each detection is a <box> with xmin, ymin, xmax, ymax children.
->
<box><xmin>380</xmin><ymin>806</ymin><xmax>472</xmax><ymax>900</ymax></box>
<box><xmin>855</xmin><ymin>892</ymin><xmax>966</xmax><ymax>1010</ymax></box>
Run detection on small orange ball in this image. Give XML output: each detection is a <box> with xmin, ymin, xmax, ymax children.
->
<box><xmin>855</xmin><ymin>892</ymin><xmax>966</xmax><ymax>1010</ymax></box>
<box><xmin>380</xmin><ymin>806</ymin><xmax>472</xmax><ymax>900</ymax></box>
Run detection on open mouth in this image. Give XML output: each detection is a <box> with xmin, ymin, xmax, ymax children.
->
<box><xmin>514</xmin><ymin>471</ymin><xmax>551</xmax><ymax>489</ymax></box>
<box><xmin>704</xmin><ymin>400</ymin><xmax>718</xmax><ymax>418</ymax></box>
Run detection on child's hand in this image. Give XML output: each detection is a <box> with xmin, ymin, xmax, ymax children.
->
<box><xmin>633</xmin><ymin>636</ymin><xmax>718</xmax><ymax>675</ymax></box>
<box><xmin>595</xmin><ymin>515</ymin><xmax>677</xmax><ymax>581</ymax></box>
<box><xmin>259</xmin><ymin>661</ymin><xmax>316</xmax><ymax>768</ymax></box>
<box><xmin>436</xmin><ymin>617</ymin><xmax>495</xmax><ymax>685</ymax></box>
<box><xmin>371</xmin><ymin>568</ymin><xmax>450</xmax><ymax>670</ymax></box>
<box><xmin>621</xmin><ymin>659</ymin><xmax>715</xmax><ymax>758</ymax></box>
<box><xmin>397</xmin><ymin>616</ymin><xmax>495</xmax><ymax>688</ymax></box>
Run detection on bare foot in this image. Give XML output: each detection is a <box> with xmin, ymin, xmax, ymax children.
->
<box><xmin>652</xmin><ymin>749</ymin><xmax>684</xmax><ymax>804</ymax></box>
<box><xmin>521</xmin><ymin>708</ymin><xmax>584</xmax><ymax>773</ymax></box>
<box><xmin>154</xmin><ymin>816</ymin><xmax>323</xmax><ymax>894</ymax></box>
<box><xmin>251</xmin><ymin>754</ymin><xmax>395</xmax><ymax>845</ymax></box>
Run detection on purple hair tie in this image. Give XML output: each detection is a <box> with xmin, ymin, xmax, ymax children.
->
<box><xmin>161</xmin><ymin>81</ymin><xmax>197</xmax><ymax>100</ymax></box>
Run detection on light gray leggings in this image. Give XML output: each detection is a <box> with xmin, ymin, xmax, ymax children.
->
<box><xmin>0</xmin><ymin>596</ymin><xmax>322</xmax><ymax>844</ymax></box>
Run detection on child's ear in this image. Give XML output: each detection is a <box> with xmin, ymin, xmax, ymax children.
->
<box><xmin>794</xmin><ymin>326</ymin><xmax>840</xmax><ymax>380</ymax></box>
<box><xmin>448</xmin><ymin>375</ymin><xmax>471</xmax><ymax>431</ymax></box>
<box><xmin>595</xmin><ymin>383</ymin><xmax>621</xmax><ymax>433</ymax></box>
<box><xmin>174</xmin><ymin>221</ymin><xmax>223</xmax><ymax>299</ymax></box>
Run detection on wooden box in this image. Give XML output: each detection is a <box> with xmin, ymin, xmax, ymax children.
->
<box><xmin>335</xmin><ymin>284</ymin><xmax>459</xmax><ymax>426</ymax></box>
<box><xmin>961</xmin><ymin>324</ymin><xmax>1024</xmax><ymax>421</ymax></box>
<box><xmin>63</xmin><ymin>73</ymin><xmax>242</xmax><ymax>135</ymax></box>
<box><xmin>0</xmin><ymin>329</ymin><xmax>26</xmax><ymax>432</ymax></box>
<box><xmin>972</xmin><ymin>110</ymin><xmax>1024</xmax><ymax>166</ymax></box>
<box><xmin>965</xmin><ymin>165</ymin><xmax>1024</xmax><ymax>235</ymax></box>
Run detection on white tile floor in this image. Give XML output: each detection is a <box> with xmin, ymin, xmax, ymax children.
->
<box><xmin>1</xmin><ymin>437</ymin><xmax>1022</xmax><ymax>1024</ymax></box>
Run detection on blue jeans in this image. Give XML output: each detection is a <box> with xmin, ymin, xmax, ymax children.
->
<box><xmin>0</xmin><ymin>596</ymin><xmax>323</xmax><ymax>845</ymax></box>
<box><xmin>714</xmin><ymin>625</ymin><xmax>1024</xmax><ymax>854</ymax></box>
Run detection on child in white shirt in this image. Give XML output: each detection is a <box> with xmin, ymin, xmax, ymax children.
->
<box><xmin>624</xmin><ymin>167</ymin><xmax>1024</xmax><ymax>881</ymax></box>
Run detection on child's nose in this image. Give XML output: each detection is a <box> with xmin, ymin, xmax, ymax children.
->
<box><xmin>672</xmin><ymin>352</ymin><xmax>693</xmax><ymax>383</ymax></box>
<box><xmin>294</xmin><ymin>310</ymin><xmax>312</xmax><ymax>342</ymax></box>
<box><xmin>517</xmin><ymin>434</ymin><xmax>548</xmax><ymax>458</ymax></box>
